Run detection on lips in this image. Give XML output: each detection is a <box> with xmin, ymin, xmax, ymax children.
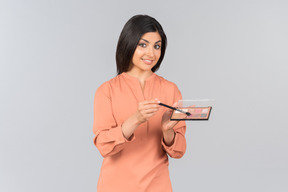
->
<box><xmin>142</xmin><ymin>59</ymin><xmax>153</xmax><ymax>65</ymax></box>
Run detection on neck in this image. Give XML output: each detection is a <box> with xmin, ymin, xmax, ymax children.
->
<box><xmin>126</xmin><ymin>70</ymin><xmax>154</xmax><ymax>93</ymax></box>
<box><xmin>126</xmin><ymin>70</ymin><xmax>154</xmax><ymax>82</ymax></box>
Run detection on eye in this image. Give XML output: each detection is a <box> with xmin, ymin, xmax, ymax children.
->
<box><xmin>154</xmin><ymin>44</ymin><xmax>161</xmax><ymax>50</ymax></box>
<box><xmin>138</xmin><ymin>43</ymin><xmax>147</xmax><ymax>48</ymax></box>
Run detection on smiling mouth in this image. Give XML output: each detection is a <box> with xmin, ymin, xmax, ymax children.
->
<box><xmin>142</xmin><ymin>59</ymin><xmax>153</xmax><ymax>65</ymax></box>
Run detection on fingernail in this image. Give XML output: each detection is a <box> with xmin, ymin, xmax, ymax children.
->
<box><xmin>155</xmin><ymin>98</ymin><xmax>160</xmax><ymax>103</ymax></box>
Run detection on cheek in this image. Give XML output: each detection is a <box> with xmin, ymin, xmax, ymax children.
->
<box><xmin>134</xmin><ymin>48</ymin><xmax>144</xmax><ymax>57</ymax></box>
<box><xmin>156</xmin><ymin>50</ymin><xmax>161</xmax><ymax>59</ymax></box>
<box><xmin>131</xmin><ymin>50</ymin><xmax>140</xmax><ymax>62</ymax></box>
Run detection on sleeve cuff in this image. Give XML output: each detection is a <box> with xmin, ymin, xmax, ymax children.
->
<box><xmin>115</xmin><ymin>124</ymin><xmax>136</xmax><ymax>143</ymax></box>
<box><xmin>161</xmin><ymin>130</ymin><xmax>186</xmax><ymax>158</ymax></box>
<box><xmin>161</xmin><ymin>132</ymin><xmax>177</xmax><ymax>153</ymax></box>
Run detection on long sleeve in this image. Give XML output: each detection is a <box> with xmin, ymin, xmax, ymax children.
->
<box><xmin>161</xmin><ymin>84</ymin><xmax>187</xmax><ymax>158</ymax></box>
<box><xmin>92</xmin><ymin>82</ymin><xmax>135</xmax><ymax>158</ymax></box>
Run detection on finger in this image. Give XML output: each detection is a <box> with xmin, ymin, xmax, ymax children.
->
<box><xmin>172</xmin><ymin>101</ymin><xmax>178</xmax><ymax>107</ymax></box>
<box><xmin>141</xmin><ymin>99</ymin><xmax>160</xmax><ymax>105</ymax></box>
<box><xmin>163</xmin><ymin>102</ymin><xmax>178</xmax><ymax>113</ymax></box>
<box><xmin>145</xmin><ymin>112</ymin><xmax>158</xmax><ymax>118</ymax></box>
<box><xmin>141</xmin><ymin>111</ymin><xmax>158</xmax><ymax>121</ymax></box>
<box><xmin>141</xmin><ymin>108</ymin><xmax>159</xmax><ymax>115</ymax></box>
<box><xmin>139</xmin><ymin>103</ymin><xmax>160</xmax><ymax>111</ymax></box>
<box><xmin>164</xmin><ymin>108</ymin><xmax>173</xmax><ymax>114</ymax></box>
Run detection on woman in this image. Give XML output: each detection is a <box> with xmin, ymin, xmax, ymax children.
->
<box><xmin>93</xmin><ymin>15</ymin><xmax>186</xmax><ymax>192</ymax></box>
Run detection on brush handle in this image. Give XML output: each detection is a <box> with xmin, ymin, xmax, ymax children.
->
<box><xmin>159</xmin><ymin>103</ymin><xmax>176</xmax><ymax>110</ymax></box>
<box><xmin>159</xmin><ymin>103</ymin><xmax>190</xmax><ymax>115</ymax></box>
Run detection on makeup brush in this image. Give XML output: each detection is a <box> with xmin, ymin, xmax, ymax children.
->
<box><xmin>159</xmin><ymin>103</ymin><xmax>191</xmax><ymax>116</ymax></box>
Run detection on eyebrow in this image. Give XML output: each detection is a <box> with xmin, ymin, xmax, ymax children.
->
<box><xmin>140</xmin><ymin>38</ymin><xmax>162</xmax><ymax>44</ymax></box>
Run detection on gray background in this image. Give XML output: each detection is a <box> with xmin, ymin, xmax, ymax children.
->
<box><xmin>1</xmin><ymin>0</ymin><xmax>287</xmax><ymax>191</ymax></box>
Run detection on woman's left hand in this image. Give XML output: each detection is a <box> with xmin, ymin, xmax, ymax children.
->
<box><xmin>161</xmin><ymin>102</ymin><xmax>179</xmax><ymax>132</ymax></box>
<box><xmin>161</xmin><ymin>102</ymin><xmax>179</xmax><ymax>146</ymax></box>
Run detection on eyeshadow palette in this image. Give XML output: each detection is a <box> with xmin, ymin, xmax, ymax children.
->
<box><xmin>170</xmin><ymin>106</ymin><xmax>212</xmax><ymax>121</ymax></box>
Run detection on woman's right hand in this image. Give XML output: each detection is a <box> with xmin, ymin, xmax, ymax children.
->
<box><xmin>121</xmin><ymin>99</ymin><xmax>160</xmax><ymax>140</ymax></box>
<box><xmin>135</xmin><ymin>99</ymin><xmax>160</xmax><ymax>124</ymax></box>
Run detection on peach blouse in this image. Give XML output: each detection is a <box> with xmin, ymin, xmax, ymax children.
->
<box><xmin>93</xmin><ymin>72</ymin><xmax>186</xmax><ymax>192</ymax></box>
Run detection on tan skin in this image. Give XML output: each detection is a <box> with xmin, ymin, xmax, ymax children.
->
<box><xmin>121</xmin><ymin>32</ymin><xmax>179</xmax><ymax>146</ymax></box>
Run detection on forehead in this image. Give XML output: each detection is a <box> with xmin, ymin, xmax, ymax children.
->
<box><xmin>140</xmin><ymin>32</ymin><xmax>161</xmax><ymax>42</ymax></box>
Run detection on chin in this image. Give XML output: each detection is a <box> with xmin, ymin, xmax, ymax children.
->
<box><xmin>143</xmin><ymin>64</ymin><xmax>156</xmax><ymax>70</ymax></box>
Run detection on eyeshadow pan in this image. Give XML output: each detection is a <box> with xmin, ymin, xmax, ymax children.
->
<box><xmin>202</xmin><ymin>109</ymin><xmax>208</xmax><ymax>113</ymax></box>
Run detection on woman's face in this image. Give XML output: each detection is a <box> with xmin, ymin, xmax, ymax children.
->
<box><xmin>129</xmin><ymin>32</ymin><xmax>162</xmax><ymax>73</ymax></box>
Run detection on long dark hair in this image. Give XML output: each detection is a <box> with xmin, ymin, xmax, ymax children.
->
<box><xmin>116</xmin><ymin>15</ymin><xmax>167</xmax><ymax>75</ymax></box>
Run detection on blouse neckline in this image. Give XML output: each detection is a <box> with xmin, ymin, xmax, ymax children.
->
<box><xmin>121</xmin><ymin>72</ymin><xmax>157</xmax><ymax>82</ymax></box>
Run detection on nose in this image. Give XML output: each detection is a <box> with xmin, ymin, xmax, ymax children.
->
<box><xmin>146</xmin><ymin>46</ymin><xmax>154</xmax><ymax>57</ymax></box>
